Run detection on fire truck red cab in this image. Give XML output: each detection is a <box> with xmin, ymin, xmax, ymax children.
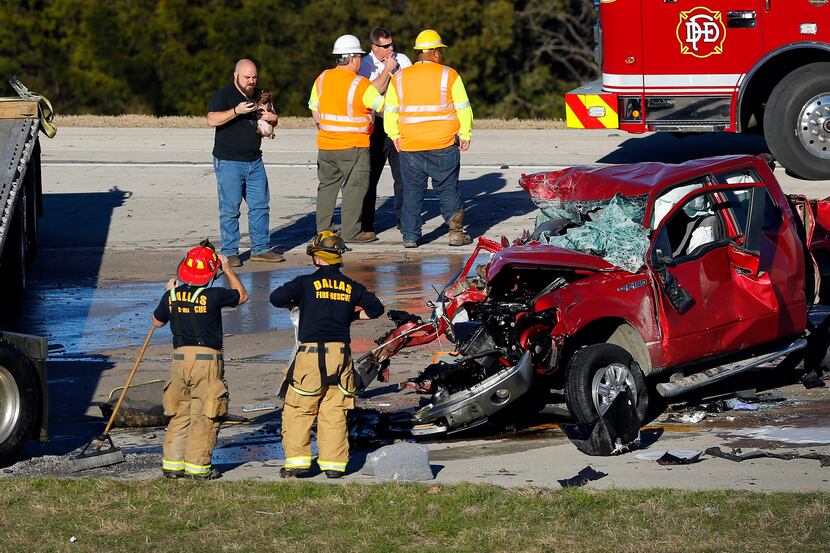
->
<box><xmin>566</xmin><ymin>0</ymin><xmax>830</xmax><ymax>180</ymax></box>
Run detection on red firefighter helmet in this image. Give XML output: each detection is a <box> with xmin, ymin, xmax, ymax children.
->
<box><xmin>177</xmin><ymin>244</ymin><xmax>219</xmax><ymax>286</ymax></box>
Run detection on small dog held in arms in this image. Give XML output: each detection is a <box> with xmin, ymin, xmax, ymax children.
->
<box><xmin>256</xmin><ymin>89</ymin><xmax>278</xmax><ymax>139</ymax></box>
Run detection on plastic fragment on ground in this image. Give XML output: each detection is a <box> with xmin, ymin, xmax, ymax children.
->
<box><xmin>361</xmin><ymin>442</ymin><xmax>433</xmax><ymax>481</ymax></box>
<box><xmin>558</xmin><ymin>466</ymin><xmax>608</xmax><ymax>488</ymax></box>
<box><xmin>705</xmin><ymin>446</ymin><xmax>830</xmax><ymax>466</ymax></box>
<box><xmin>679</xmin><ymin>411</ymin><xmax>707</xmax><ymax>423</ymax></box>
<box><xmin>726</xmin><ymin>399</ymin><xmax>758</xmax><ymax>411</ymax></box>
<box><xmin>635</xmin><ymin>449</ymin><xmax>703</xmax><ymax>463</ymax></box>
<box><xmin>537</xmin><ymin>194</ymin><xmax>649</xmax><ymax>273</ymax></box>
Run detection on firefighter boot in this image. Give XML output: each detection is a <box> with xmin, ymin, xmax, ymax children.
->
<box><xmin>279</xmin><ymin>467</ymin><xmax>312</xmax><ymax>478</ymax></box>
<box><xmin>448</xmin><ymin>211</ymin><xmax>472</xmax><ymax>246</ymax></box>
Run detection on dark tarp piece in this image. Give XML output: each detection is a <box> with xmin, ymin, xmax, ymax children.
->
<box><xmin>657</xmin><ymin>451</ymin><xmax>702</xmax><ymax>465</ymax></box>
<box><xmin>558</xmin><ymin>466</ymin><xmax>608</xmax><ymax>488</ymax></box>
<box><xmin>561</xmin><ymin>387</ymin><xmax>641</xmax><ymax>456</ymax></box>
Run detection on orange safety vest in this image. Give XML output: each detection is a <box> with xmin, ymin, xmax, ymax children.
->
<box><xmin>392</xmin><ymin>63</ymin><xmax>460</xmax><ymax>152</ymax></box>
<box><xmin>315</xmin><ymin>67</ymin><xmax>374</xmax><ymax>150</ymax></box>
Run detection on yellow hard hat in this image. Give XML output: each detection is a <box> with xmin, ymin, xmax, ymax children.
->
<box><xmin>306</xmin><ymin>230</ymin><xmax>351</xmax><ymax>264</ymax></box>
<box><xmin>414</xmin><ymin>29</ymin><xmax>447</xmax><ymax>51</ymax></box>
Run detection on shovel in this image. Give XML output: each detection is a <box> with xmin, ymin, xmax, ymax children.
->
<box><xmin>70</xmin><ymin>325</ymin><xmax>156</xmax><ymax>472</ymax></box>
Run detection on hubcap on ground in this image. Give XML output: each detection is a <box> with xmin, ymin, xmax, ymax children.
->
<box><xmin>591</xmin><ymin>362</ymin><xmax>636</xmax><ymax>417</ymax></box>
<box><xmin>797</xmin><ymin>93</ymin><xmax>830</xmax><ymax>159</ymax></box>
<box><xmin>0</xmin><ymin>365</ymin><xmax>21</xmax><ymax>444</ymax></box>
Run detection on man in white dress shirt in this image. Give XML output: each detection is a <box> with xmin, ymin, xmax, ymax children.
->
<box><xmin>358</xmin><ymin>27</ymin><xmax>412</xmax><ymax>235</ymax></box>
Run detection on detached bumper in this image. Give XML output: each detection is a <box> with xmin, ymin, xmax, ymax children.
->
<box><xmin>565</xmin><ymin>80</ymin><xmax>619</xmax><ymax>129</ymax></box>
<box><xmin>413</xmin><ymin>351</ymin><xmax>534</xmax><ymax>430</ymax></box>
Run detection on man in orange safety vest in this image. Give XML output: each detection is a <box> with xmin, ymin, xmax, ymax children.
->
<box><xmin>309</xmin><ymin>34</ymin><xmax>385</xmax><ymax>243</ymax></box>
<box><xmin>384</xmin><ymin>29</ymin><xmax>474</xmax><ymax>249</ymax></box>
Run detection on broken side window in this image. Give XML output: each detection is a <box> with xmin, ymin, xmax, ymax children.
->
<box><xmin>715</xmin><ymin>169</ymin><xmax>782</xmax><ymax>233</ymax></box>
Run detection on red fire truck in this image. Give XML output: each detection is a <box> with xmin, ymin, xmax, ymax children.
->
<box><xmin>565</xmin><ymin>0</ymin><xmax>830</xmax><ymax>180</ymax></box>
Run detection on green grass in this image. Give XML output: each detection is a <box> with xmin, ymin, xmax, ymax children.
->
<box><xmin>0</xmin><ymin>480</ymin><xmax>827</xmax><ymax>552</ymax></box>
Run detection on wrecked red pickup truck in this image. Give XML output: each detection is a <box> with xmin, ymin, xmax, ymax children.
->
<box><xmin>360</xmin><ymin>155</ymin><xmax>830</xmax><ymax>435</ymax></box>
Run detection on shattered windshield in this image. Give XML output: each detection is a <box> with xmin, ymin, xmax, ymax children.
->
<box><xmin>534</xmin><ymin>194</ymin><xmax>649</xmax><ymax>273</ymax></box>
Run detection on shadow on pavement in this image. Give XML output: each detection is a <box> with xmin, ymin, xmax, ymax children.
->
<box><xmin>267</xmin><ymin>171</ymin><xmax>534</xmax><ymax>248</ymax></box>
<box><xmin>14</xmin><ymin>188</ymin><xmax>131</xmax><ymax>460</ymax></box>
<box><xmin>421</xmin><ymin>171</ymin><xmax>534</xmax><ymax>245</ymax></box>
<box><xmin>599</xmin><ymin>132</ymin><xmax>770</xmax><ymax>164</ymax></box>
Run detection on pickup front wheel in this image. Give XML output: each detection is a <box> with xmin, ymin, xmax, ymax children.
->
<box><xmin>565</xmin><ymin>344</ymin><xmax>648</xmax><ymax>424</ymax></box>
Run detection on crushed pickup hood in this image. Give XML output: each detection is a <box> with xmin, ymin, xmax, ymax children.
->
<box><xmin>487</xmin><ymin>245</ymin><xmax>616</xmax><ymax>281</ymax></box>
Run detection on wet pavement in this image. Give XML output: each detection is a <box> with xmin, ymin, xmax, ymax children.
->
<box><xmin>18</xmin><ymin>255</ymin><xmax>466</xmax><ymax>358</ymax></box>
<box><xmin>4</xmin><ymin>251</ymin><xmax>830</xmax><ymax>490</ymax></box>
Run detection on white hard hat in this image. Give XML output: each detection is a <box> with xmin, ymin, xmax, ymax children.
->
<box><xmin>332</xmin><ymin>34</ymin><xmax>365</xmax><ymax>55</ymax></box>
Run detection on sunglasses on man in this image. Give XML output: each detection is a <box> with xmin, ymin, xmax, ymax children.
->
<box><xmin>373</xmin><ymin>42</ymin><xmax>394</xmax><ymax>49</ymax></box>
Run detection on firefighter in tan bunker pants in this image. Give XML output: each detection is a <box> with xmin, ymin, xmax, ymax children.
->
<box><xmin>270</xmin><ymin>231</ymin><xmax>384</xmax><ymax>478</ymax></box>
<box><xmin>153</xmin><ymin>242</ymin><xmax>248</xmax><ymax>479</ymax></box>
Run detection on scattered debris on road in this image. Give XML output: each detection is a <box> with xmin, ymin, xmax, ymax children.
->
<box><xmin>361</xmin><ymin>442</ymin><xmax>433</xmax><ymax>482</ymax></box>
<box><xmin>635</xmin><ymin>449</ymin><xmax>703</xmax><ymax>465</ymax></box>
<box><xmin>558</xmin><ymin>466</ymin><xmax>607</xmax><ymax>488</ymax></box>
<box><xmin>705</xmin><ymin>447</ymin><xmax>830</xmax><ymax>467</ymax></box>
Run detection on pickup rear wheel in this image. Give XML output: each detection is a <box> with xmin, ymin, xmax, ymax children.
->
<box><xmin>764</xmin><ymin>62</ymin><xmax>830</xmax><ymax>180</ymax></box>
<box><xmin>565</xmin><ymin>344</ymin><xmax>648</xmax><ymax>424</ymax></box>
<box><xmin>0</xmin><ymin>343</ymin><xmax>39</xmax><ymax>466</ymax></box>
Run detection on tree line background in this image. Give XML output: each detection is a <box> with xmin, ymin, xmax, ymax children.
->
<box><xmin>0</xmin><ymin>0</ymin><xmax>597</xmax><ymax>119</ymax></box>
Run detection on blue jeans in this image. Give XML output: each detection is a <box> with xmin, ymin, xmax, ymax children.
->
<box><xmin>213</xmin><ymin>157</ymin><xmax>271</xmax><ymax>256</ymax></box>
<box><xmin>399</xmin><ymin>145</ymin><xmax>462</xmax><ymax>242</ymax></box>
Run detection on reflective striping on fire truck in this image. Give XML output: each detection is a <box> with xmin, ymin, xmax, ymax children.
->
<box><xmin>565</xmin><ymin>92</ymin><xmax>619</xmax><ymax>129</ymax></box>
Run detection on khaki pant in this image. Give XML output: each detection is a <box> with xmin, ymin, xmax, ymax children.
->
<box><xmin>282</xmin><ymin>342</ymin><xmax>355</xmax><ymax>473</ymax></box>
<box><xmin>162</xmin><ymin>346</ymin><xmax>228</xmax><ymax>476</ymax></box>
<box><xmin>316</xmin><ymin>147</ymin><xmax>370</xmax><ymax>241</ymax></box>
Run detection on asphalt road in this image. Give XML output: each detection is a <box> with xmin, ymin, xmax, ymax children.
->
<box><xmin>38</xmin><ymin>127</ymin><xmax>829</xmax><ymax>253</ymax></box>
<box><xmin>7</xmin><ymin>127</ymin><xmax>828</xmax><ymax>490</ymax></box>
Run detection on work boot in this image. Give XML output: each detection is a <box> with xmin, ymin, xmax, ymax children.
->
<box><xmin>162</xmin><ymin>469</ymin><xmax>184</xmax><ymax>480</ymax></box>
<box><xmin>185</xmin><ymin>468</ymin><xmax>222</xmax><ymax>480</ymax></box>
<box><xmin>403</xmin><ymin>240</ymin><xmax>419</xmax><ymax>249</ymax></box>
<box><xmin>345</xmin><ymin>231</ymin><xmax>378</xmax><ymax>243</ymax></box>
<box><xmin>280</xmin><ymin>467</ymin><xmax>312</xmax><ymax>479</ymax></box>
<box><xmin>448</xmin><ymin>212</ymin><xmax>472</xmax><ymax>247</ymax></box>
<box><xmin>226</xmin><ymin>255</ymin><xmax>242</xmax><ymax>268</ymax></box>
<box><xmin>325</xmin><ymin>470</ymin><xmax>343</xmax><ymax>479</ymax></box>
<box><xmin>250</xmin><ymin>249</ymin><xmax>286</xmax><ymax>263</ymax></box>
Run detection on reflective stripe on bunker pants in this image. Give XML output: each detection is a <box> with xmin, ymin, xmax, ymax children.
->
<box><xmin>281</xmin><ymin>343</ymin><xmax>355</xmax><ymax>472</ymax></box>
<box><xmin>162</xmin><ymin>346</ymin><xmax>228</xmax><ymax>475</ymax></box>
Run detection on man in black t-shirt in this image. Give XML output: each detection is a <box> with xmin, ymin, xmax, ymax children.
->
<box><xmin>270</xmin><ymin>231</ymin><xmax>384</xmax><ymax>478</ymax></box>
<box><xmin>207</xmin><ymin>58</ymin><xmax>283</xmax><ymax>267</ymax></box>
<box><xmin>152</xmin><ymin>242</ymin><xmax>248</xmax><ymax>479</ymax></box>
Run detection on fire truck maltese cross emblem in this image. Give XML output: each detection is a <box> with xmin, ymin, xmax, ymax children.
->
<box><xmin>677</xmin><ymin>7</ymin><xmax>727</xmax><ymax>58</ymax></box>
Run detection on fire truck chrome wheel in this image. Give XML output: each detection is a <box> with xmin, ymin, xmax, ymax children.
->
<box><xmin>0</xmin><ymin>365</ymin><xmax>22</xmax><ymax>445</ymax></box>
<box><xmin>798</xmin><ymin>93</ymin><xmax>830</xmax><ymax>159</ymax></box>
<box><xmin>591</xmin><ymin>362</ymin><xmax>636</xmax><ymax>417</ymax></box>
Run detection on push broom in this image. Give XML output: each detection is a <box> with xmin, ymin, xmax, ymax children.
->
<box><xmin>70</xmin><ymin>325</ymin><xmax>156</xmax><ymax>472</ymax></box>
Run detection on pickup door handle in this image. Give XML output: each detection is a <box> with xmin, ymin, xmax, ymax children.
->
<box><xmin>727</xmin><ymin>10</ymin><xmax>757</xmax><ymax>27</ymax></box>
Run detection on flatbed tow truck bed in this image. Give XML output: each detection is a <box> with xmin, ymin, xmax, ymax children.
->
<box><xmin>0</xmin><ymin>81</ymin><xmax>49</xmax><ymax>465</ymax></box>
